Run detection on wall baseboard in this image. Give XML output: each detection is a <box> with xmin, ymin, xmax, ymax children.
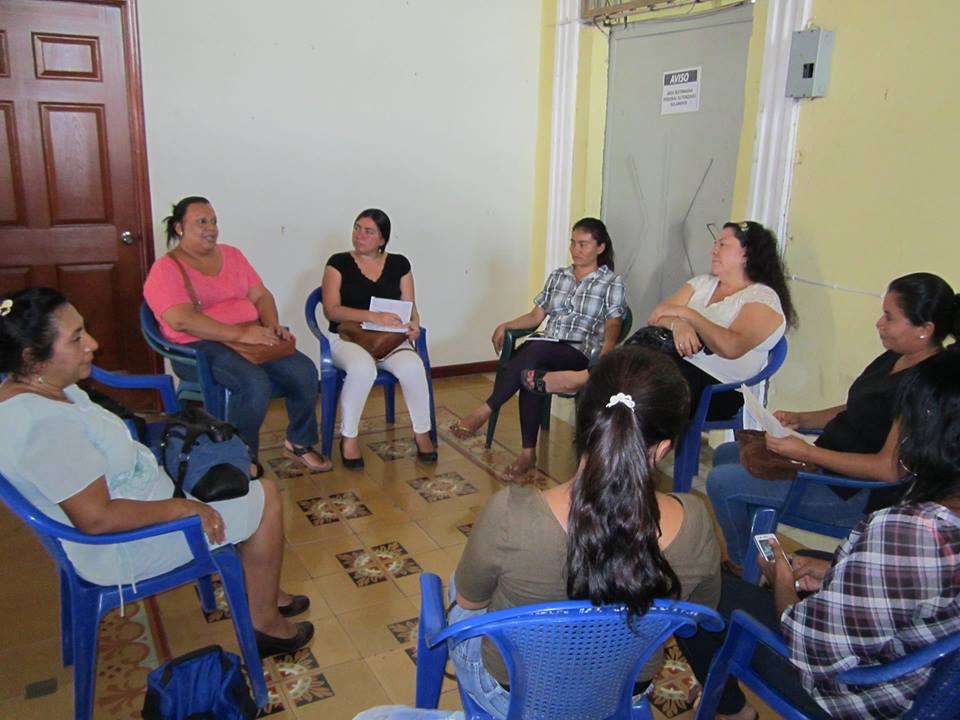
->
<box><xmin>431</xmin><ymin>361</ymin><xmax>498</xmax><ymax>378</ymax></box>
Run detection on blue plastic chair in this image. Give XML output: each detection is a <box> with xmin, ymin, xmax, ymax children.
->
<box><xmin>672</xmin><ymin>336</ymin><xmax>789</xmax><ymax>493</ymax></box>
<box><xmin>304</xmin><ymin>287</ymin><xmax>437</xmax><ymax>458</ymax></box>
<box><xmin>695</xmin><ymin>609</ymin><xmax>960</xmax><ymax>720</ymax></box>
<box><xmin>139</xmin><ymin>302</ymin><xmax>225</xmax><ymax>417</ymax></box>
<box><xmin>741</xmin><ymin>468</ymin><xmax>913</xmax><ymax>584</ymax></box>
<box><xmin>415</xmin><ymin>572</ymin><xmax>723</xmax><ymax>719</ymax></box>
<box><xmin>484</xmin><ymin>307</ymin><xmax>633</xmax><ymax>448</ymax></box>
<box><xmin>0</xmin><ymin>366</ymin><xmax>268</xmax><ymax>718</ymax></box>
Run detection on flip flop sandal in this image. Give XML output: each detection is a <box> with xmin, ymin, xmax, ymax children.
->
<box><xmin>284</xmin><ymin>443</ymin><xmax>333</xmax><ymax>473</ymax></box>
<box><xmin>521</xmin><ymin>368</ymin><xmax>549</xmax><ymax>395</ymax></box>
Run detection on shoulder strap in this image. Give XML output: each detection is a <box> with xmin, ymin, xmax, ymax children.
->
<box><xmin>168</xmin><ymin>251</ymin><xmax>202</xmax><ymax>311</ymax></box>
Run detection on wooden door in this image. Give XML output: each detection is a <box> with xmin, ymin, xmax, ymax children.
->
<box><xmin>0</xmin><ymin>0</ymin><xmax>157</xmax><ymax>374</ymax></box>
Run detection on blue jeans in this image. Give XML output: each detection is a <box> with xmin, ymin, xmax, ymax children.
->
<box><xmin>189</xmin><ymin>341</ymin><xmax>319</xmax><ymax>459</ymax></box>
<box><xmin>706</xmin><ymin>442</ymin><xmax>868</xmax><ymax>567</ymax></box>
<box><xmin>446</xmin><ymin>579</ymin><xmax>510</xmax><ymax>719</ymax></box>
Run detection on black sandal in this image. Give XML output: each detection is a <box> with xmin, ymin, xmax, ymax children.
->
<box><xmin>284</xmin><ymin>442</ymin><xmax>333</xmax><ymax>473</ymax></box>
<box><xmin>521</xmin><ymin>368</ymin><xmax>549</xmax><ymax>395</ymax></box>
<box><xmin>250</xmin><ymin>459</ymin><xmax>265</xmax><ymax>480</ymax></box>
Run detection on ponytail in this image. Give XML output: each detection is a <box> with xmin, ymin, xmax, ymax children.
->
<box><xmin>566</xmin><ymin>347</ymin><xmax>689</xmax><ymax>621</ymax></box>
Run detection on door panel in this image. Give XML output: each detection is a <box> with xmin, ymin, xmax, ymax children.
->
<box><xmin>602</xmin><ymin>5</ymin><xmax>753</xmax><ymax>323</ymax></box>
<box><xmin>0</xmin><ymin>0</ymin><xmax>155</xmax><ymax>375</ymax></box>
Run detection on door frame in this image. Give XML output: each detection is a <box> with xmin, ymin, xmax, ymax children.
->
<box><xmin>65</xmin><ymin>0</ymin><xmax>159</xmax><ymax>371</ymax></box>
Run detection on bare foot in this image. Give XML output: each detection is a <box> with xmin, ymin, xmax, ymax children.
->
<box><xmin>502</xmin><ymin>450</ymin><xmax>537</xmax><ymax>481</ymax></box>
<box><xmin>451</xmin><ymin>404</ymin><xmax>493</xmax><ymax>438</ymax></box>
<box><xmin>539</xmin><ymin>369</ymin><xmax>590</xmax><ymax>394</ymax></box>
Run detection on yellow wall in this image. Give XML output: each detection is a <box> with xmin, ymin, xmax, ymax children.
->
<box><xmin>767</xmin><ymin>0</ymin><xmax>960</xmax><ymax>411</ymax></box>
<box><xmin>529</xmin><ymin>0</ymin><xmax>558</xmax><ymax>297</ymax></box>
<box><xmin>572</xmin><ymin>0</ymin><xmax>959</xmax><ymax>411</ymax></box>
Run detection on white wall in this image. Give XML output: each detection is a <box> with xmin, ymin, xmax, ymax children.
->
<box><xmin>137</xmin><ymin>0</ymin><xmax>543</xmax><ymax>365</ymax></box>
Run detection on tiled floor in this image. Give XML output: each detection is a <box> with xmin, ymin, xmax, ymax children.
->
<box><xmin>0</xmin><ymin>373</ymin><xmax>791</xmax><ymax>719</ymax></box>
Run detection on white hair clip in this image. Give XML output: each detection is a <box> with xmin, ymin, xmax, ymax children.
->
<box><xmin>0</xmin><ymin>299</ymin><xmax>12</xmax><ymax>317</ymax></box>
<box><xmin>606</xmin><ymin>393</ymin><xmax>635</xmax><ymax>410</ymax></box>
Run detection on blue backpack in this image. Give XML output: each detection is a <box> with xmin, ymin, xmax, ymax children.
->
<box><xmin>156</xmin><ymin>408</ymin><xmax>250</xmax><ymax>502</ymax></box>
<box><xmin>141</xmin><ymin>645</ymin><xmax>257</xmax><ymax>720</ymax></box>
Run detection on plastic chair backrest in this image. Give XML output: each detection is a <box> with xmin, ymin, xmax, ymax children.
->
<box><xmin>696</xmin><ymin>609</ymin><xmax>960</xmax><ymax>720</ymax></box>
<box><xmin>672</xmin><ymin>336</ymin><xmax>789</xmax><ymax>492</ymax></box>
<box><xmin>417</xmin><ymin>573</ymin><xmax>722</xmax><ymax>720</ymax></box>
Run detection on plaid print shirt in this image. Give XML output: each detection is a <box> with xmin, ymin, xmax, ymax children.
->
<box><xmin>782</xmin><ymin>502</ymin><xmax>960</xmax><ymax>719</ymax></box>
<box><xmin>533</xmin><ymin>265</ymin><xmax>626</xmax><ymax>357</ymax></box>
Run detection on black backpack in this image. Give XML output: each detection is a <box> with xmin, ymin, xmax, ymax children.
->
<box><xmin>156</xmin><ymin>408</ymin><xmax>250</xmax><ymax>502</ymax></box>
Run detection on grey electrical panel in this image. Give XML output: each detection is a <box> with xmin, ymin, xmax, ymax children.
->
<box><xmin>786</xmin><ymin>28</ymin><xmax>834</xmax><ymax>98</ymax></box>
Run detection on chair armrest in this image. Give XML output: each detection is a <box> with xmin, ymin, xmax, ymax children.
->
<box><xmin>89</xmin><ymin>366</ymin><xmax>179</xmax><ymax>414</ymax></box>
<box><xmin>792</xmin><ymin>471</ymin><xmax>911</xmax><ymax>491</ymax></box>
<box><xmin>728</xmin><ymin>609</ymin><xmax>791</xmax><ymax>658</ymax></box>
<box><xmin>838</xmin><ymin>632</ymin><xmax>960</xmax><ymax>685</ymax></box>
<box><xmin>498</xmin><ymin>326</ymin><xmax>540</xmax><ymax>365</ymax></box>
<box><xmin>417</xmin><ymin>573</ymin><xmax>448</xmax><ymax>648</ymax></box>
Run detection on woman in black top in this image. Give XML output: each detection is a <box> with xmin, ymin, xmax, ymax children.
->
<box><xmin>320</xmin><ymin>209</ymin><xmax>436</xmax><ymax>469</ymax></box>
<box><xmin>707</xmin><ymin>272</ymin><xmax>960</xmax><ymax>570</ymax></box>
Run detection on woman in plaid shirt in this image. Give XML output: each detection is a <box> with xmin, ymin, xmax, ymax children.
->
<box><xmin>451</xmin><ymin>218</ymin><xmax>626</xmax><ymax>480</ymax></box>
<box><xmin>682</xmin><ymin>348</ymin><xmax>960</xmax><ymax>720</ymax></box>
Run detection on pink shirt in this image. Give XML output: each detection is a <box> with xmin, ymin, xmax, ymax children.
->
<box><xmin>143</xmin><ymin>244</ymin><xmax>263</xmax><ymax>344</ymax></box>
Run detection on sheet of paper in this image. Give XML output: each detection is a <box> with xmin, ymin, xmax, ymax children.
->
<box><xmin>361</xmin><ymin>297</ymin><xmax>413</xmax><ymax>333</ymax></box>
<box><xmin>738</xmin><ymin>385</ymin><xmax>815</xmax><ymax>443</ymax></box>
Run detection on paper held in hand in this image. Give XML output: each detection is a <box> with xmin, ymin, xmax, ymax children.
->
<box><xmin>737</xmin><ymin>385</ymin><xmax>815</xmax><ymax>443</ymax></box>
<box><xmin>362</xmin><ymin>297</ymin><xmax>413</xmax><ymax>333</ymax></box>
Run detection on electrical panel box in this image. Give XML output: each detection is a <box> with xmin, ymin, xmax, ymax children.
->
<box><xmin>786</xmin><ymin>28</ymin><xmax>834</xmax><ymax>98</ymax></box>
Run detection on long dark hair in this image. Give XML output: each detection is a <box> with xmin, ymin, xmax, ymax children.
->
<box><xmin>898</xmin><ymin>348</ymin><xmax>960</xmax><ymax>505</ymax></box>
<box><xmin>572</xmin><ymin>217</ymin><xmax>615</xmax><ymax>271</ymax></box>
<box><xmin>724</xmin><ymin>221</ymin><xmax>797</xmax><ymax>328</ymax></box>
<box><xmin>887</xmin><ymin>273</ymin><xmax>960</xmax><ymax>346</ymax></box>
<box><xmin>163</xmin><ymin>195</ymin><xmax>211</xmax><ymax>248</ymax></box>
<box><xmin>0</xmin><ymin>287</ymin><xmax>69</xmax><ymax>376</ymax></box>
<box><xmin>567</xmin><ymin>347</ymin><xmax>689</xmax><ymax>619</ymax></box>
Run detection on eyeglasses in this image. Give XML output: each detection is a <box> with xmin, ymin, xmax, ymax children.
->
<box><xmin>707</xmin><ymin>222</ymin><xmax>750</xmax><ymax>240</ymax></box>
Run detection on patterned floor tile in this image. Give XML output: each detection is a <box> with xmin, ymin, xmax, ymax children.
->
<box><xmin>407</xmin><ymin>472</ymin><xmax>478</xmax><ymax>502</ymax></box>
<box><xmin>367</xmin><ymin>437</ymin><xmax>418</xmax><ymax>461</ymax></box>
<box><xmin>283</xmin><ymin>671</ymin><xmax>335</xmax><ymax>707</ymax></box>
<box><xmin>386</xmin><ymin>617</ymin><xmax>419</xmax><ymax>645</ymax></box>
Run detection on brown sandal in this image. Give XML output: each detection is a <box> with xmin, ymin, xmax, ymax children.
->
<box><xmin>284</xmin><ymin>442</ymin><xmax>333</xmax><ymax>473</ymax></box>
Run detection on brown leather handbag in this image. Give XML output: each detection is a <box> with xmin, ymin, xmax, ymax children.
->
<box><xmin>735</xmin><ymin>429</ymin><xmax>819</xmax><ymax>481</ymax></box>
<box><xmin>168</xmin><ymin>253</ymin><xmax>296</xmax><ymax>365</ymax></box>
<box><xmin>338</xmin><ymin>321</ymin><xmax>408</xmax><ymax>360</ymax></box>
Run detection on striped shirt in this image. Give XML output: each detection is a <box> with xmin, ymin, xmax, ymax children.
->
<box><xmin>533</xmin><ymin>265</ymin><xmax>626</xmax><ymax>357</ymax></box>
<box><xmin>782</xmin><ymin>502</ymin><xmax>960</xmax><ymax>718</ymax></box>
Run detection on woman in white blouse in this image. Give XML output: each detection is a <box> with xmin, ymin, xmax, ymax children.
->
<box><xmin>535</xmin><ymin>221</ymin><xmax>796</xmax><ymax>419</ymax></box>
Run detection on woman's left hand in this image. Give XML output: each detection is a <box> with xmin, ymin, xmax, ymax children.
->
<box><xmin>270</xmin><ymin>325</ymin><xmax>293</xmax><ymax>342</ymax></box>
<box><xmin>406</xmin><ymin>320</ymin><xmax>420</xmax><ymax>342</ymax></box>
<box><xmin>765</xmin><ymin>434</ymin><xmax>812</xmax><ymax>462</ymax></box>
<box><xmin>671</xmin><ymin>318</ymin><xmax>703</xmax><ymax>357</ymax></box>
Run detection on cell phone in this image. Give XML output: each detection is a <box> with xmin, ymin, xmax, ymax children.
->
<box><xmin>753</xmin><ymin>533</ymin><xmax>790</xmax><ymax>564</ymax></box>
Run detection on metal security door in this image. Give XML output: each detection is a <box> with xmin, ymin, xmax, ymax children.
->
<box><xmin>602</xmin><ymin>5</ymin><xmax>753</xmax><ymax>322</ymax></box>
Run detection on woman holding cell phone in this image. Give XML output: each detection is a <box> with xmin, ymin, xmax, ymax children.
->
<box><xmin>678</xmin><ymin>348</ymin><xmax>960</xmax><ymax>720</ymax></box>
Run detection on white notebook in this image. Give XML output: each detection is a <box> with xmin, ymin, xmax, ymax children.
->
<box><xmin>361</xmin><ymin>297</ymin><xmax>413</xmax><ymax>333</ymax></box>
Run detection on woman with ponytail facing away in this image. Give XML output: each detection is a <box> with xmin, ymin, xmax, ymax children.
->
<box><xmin>449</xmin><ymin>347</ymin><xmax>721</xmax><ymax>718</ymax></box>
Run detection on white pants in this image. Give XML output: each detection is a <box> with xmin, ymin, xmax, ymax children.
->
<box><xmin>324</xmin><ymin>330</ymin><xmax>432</xmax><ymax>438</ymax></box>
